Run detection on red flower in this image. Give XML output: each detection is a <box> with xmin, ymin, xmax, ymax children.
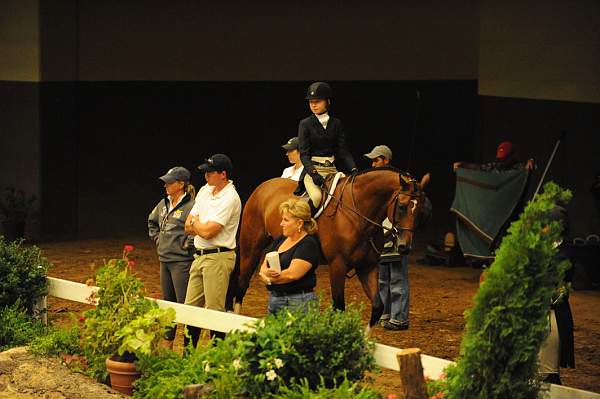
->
<box><xmin>128</xmin><ymin>260</ymin><xmax>136</xmax><ymax>268</ymax></box>
<box><xmin>123</xmin><ymin>244</ymin><xmax>135</xmax><ymax>253</ymax></box>
<box><xmin>79</xmin><ymin>317</ymin><xmax>85</xmax><ymax>322</ymax></box>
<box><xmin>387</xmin><ymin>395</ymin><xmax>397</xmax><ymax>399</ymax></box>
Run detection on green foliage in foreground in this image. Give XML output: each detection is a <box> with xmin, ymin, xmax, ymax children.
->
<box><xmin>0</xmin><ymin>302</ymin><xmax>45</xmax><ymax>351</ymax></box>
<box><xmin>0</xmin><ymin>237</ymin><xmax>52</xmax><ymax>313</ymax></box>
<box><xmin>445</xmin><ymin>182</ymin><xmax>572</xmax><ymax>399</ymax></box>
<box><xmin>80</xmin><ymin>252</ymin><xmax>174</xmax><ymax>381</ymax></box>
<box><xmin>271</xmin><ymin>378</ymin><xmax>381</xmax><ymax>399</ymax></box>
<box><xmin>29</xmin><ymin>324</ymin><xmax>83</xmax><ymax>357</ymax></box>
<box><xmin>133</xmin><ymin>303</ymin><xmax>376</xmax><ymax>399</ymax></box>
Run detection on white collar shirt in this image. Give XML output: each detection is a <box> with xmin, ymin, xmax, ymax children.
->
<box><xmin>190</xmin><ymin>181</ymin><xmax>241</xmax><ymax>250</ymax></box>
<box><xmin>281</xmin><ymin>165</ymin><xmax>304</xmax><ymax>181</ymax></box>
<box><xmin>167</xmin><ymin>192</ymin><xmax>186</xmax><ymax>213</ymax></box>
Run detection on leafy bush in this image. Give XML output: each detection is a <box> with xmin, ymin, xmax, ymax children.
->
<box><xmin>241</xmin><ymin>302</ymin><xmax>375</xmax><ymax>396</ymax></box>
<box><xmin>444</xmin><ymin>182</ymin><xmax>572</xmax><ymax>399</ymax></box>
<box><xmin>133</xmin><ymin>303</ymin><xmax>375</xmax><ymax>399</ymax></box>
<box><xmin>81</xmin><ymin>245</ymin><xmax>174</xmax><ymax>381</ymax></box>
<box><xmin>272</xmin><ymin>378</ymin><xmax>381</xmax><ymax>399</ymax></box>
<box><xmin>134</xmin><ymin>334</ymin><xmax>244</xmax><ymax>399</ymax></box>
<box><xmin>0</xmin><ymin>301</ymin><xmax>45</xmax><ymax>351</ymax></box>
<box><xmin>0</xmin><ymin>186</ymin><xmax>36</xmax><ymax>222</ymax></box>
<box><xmin>29</xmin><ymin>324</ymin><xmax>83</xmax><ymax>357</ymax></box>
<box><xmin>0</xmin><ymin>237</ymin><xmax>52</xmax><ymax>313</ymax></box>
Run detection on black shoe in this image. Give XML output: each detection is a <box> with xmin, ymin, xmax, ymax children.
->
<box><xmin>383</xmin><ymin>321</ymin><xmax>409</xmax><ymax>331</ymax></box>
<box><xmin>543</xmin><ymin>373</ymin><xmax>562</xmax><ymax>385</ymax></box>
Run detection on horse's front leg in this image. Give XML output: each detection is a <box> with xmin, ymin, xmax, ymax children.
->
<box><xmin>328</xmin><ymin>257</ymin><xmax>347</xmax><ymax>311</ymax></box>
<box><xmin>357</xmin><ymin>262</ymin><xmax>384</xmax><ymax>329</ymax></box>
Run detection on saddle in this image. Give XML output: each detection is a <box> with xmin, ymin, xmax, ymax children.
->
<box><xmin>314</xmin><ymin>172</ymin><xmax>345</xmax><ymax>218</ymax></box>
<box><xmin>293</xmin><ymin>172</ymin><xmax>345</xmax><ymax>217</ymax></box>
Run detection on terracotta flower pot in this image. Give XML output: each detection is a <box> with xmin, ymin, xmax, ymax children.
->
<box><xmin>105</xmin><ymin>357</ymin><xmax>140</xmax><ymax>396</ymax></box>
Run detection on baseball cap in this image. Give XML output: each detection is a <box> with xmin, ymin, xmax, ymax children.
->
<box><xmin>364</xmin><ymin>145</ymin><xmax>393</xmax><ymax>161</ymax></box>
<box><xmin>496</xmin><ymin>141</ymin><xmax>513</xmax><ymax>159</ymax></box>
<box><xmin>281</xmin><ymin>137</ymin><xmax>299</xmax><ymax>151</ymax></box>
<box><xmin>197</xmin><ymin>153</ymin><xmax>233</xmax><ymax>175</ymax></box>
<box><xmin>159</xmin><ymin>166</ymin><xmax>191</xmax><ymax>183</ymax></box>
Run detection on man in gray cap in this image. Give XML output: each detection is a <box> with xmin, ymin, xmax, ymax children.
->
<box><xmin>184</xmin><ymin>153</ymin><xmax>242</xmax><ymax>346</ymax></box>
<box><xmin>364</xmin><ymin>145</ymin><xmax>410</xmax><ymax>331</ymax></box>
<box><xmin>364</xmin><ymin>145</ymin><xmax>393</xmax><ymax>168</ymax></box>
<box><xmin>280</xmin><ymin>137</ymin><xmax>304</xmax><ymax>181</ymax></box>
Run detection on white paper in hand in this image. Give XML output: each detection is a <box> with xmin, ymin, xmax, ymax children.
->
<box><xmin>265</xmin><ymin>251</ymin><xmax>281</xmax><ymax>273</ymax></box>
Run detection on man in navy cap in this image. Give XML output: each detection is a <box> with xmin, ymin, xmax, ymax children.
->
<box><xmin>280</xmin><ymin>136</ymin><xmax>304</xmax><ymax>181</ymax></box>
<box><xmin>184</xmin><ymin>153</ymin><xmax>241</xmax><ymax>346</ymax></box>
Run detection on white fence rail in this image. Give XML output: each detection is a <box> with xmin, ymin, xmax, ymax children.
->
<box><xmin>47</xmin><ymin>277</ymin><xmax>599</xmax><ymax>399</ymax></box>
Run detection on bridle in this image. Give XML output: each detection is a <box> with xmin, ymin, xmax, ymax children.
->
<box><xmin>322</xmin><ymin>170</ymin><xmax>423</xmax><ymax>237</ymax></box>
<box><xmin>389</xmin><ymin>177</ymin><xmax>423</xmax><ymax>234</ymax></box>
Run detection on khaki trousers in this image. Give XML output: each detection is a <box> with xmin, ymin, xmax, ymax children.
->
<box><xmin>184</xmin><ymin>251</ymin><xmax>236</xmax><ymax>312</ymax></box>
<box><xmin>304</xmin><ymin>164</ymin><xmax>337</xmax><ymax>208</ymax></box>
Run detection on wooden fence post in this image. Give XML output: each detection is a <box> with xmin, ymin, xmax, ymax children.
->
<box><xmin>396</xmin><ymin>348</ymin><xmax>428</xmax><ymax>399</ymax></box>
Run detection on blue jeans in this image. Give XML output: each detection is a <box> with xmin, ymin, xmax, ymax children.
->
<box><xmin>267</xmin><ymin>291</ymin><xmax>318</xmax><ymax>315</ymax></box>
<box><xmin>378</xmin><ymin>256</ymin><xmax>409</xmax><ymax>326</ymax></box>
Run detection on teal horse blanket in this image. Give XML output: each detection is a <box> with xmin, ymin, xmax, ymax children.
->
<box><xmin>450</xmin><ymin>168</ymin><xmax>530</xmax><ymax>259</ymax></box>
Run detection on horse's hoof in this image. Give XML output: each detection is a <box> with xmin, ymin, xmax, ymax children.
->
<box><xmin>233</xmin><ymin>303</ymin><xmax>242</xmax><ymax>315</ymax></box>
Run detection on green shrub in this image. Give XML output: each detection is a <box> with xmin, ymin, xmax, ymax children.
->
<box><xmin>0</xmin><ymin>237</ymin><xmax>52</xmax><ymax>313</ymax></box>
<box><xmin>81</xmin><ymin>246</ymin><xmax>174</xmax><ymax>381</ymax></box>
<box><xmin>133</xmin><ymin>303</ymin><xmax>375</xmax><ymax>399</ymax></box>
<box><xmin>272</xmin><ymin>378</ymin><xmax>381</xmax><ymax>399</ymax></box>
<box><xmin>0</xmin><ymin>301</ymin><xmax>45</xmax><ymax>351</ymax></box>
<box><xmin>445</xmin><ymin>182</ymin><xmax>572</xmax><ymax>399</ymax></box>
<box><xmin>29</xmin><ymin>324</ymin><xmax>83</xmax><ymax>357</ymax></box>
<box><xmin>134</xmin><ymin>334</ymin><xmax>244</xmax><ymax>399</ymax></box>
<box><xmin>241</xmin><ymin>302</ymin><xmax>375</xmax><ymax>397</ymax></box>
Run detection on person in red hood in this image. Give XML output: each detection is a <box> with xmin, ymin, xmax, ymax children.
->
<box><xmin>453</xmin><ymin>141</ymin><xmax>534</xmax><ymax>172</ymax></box>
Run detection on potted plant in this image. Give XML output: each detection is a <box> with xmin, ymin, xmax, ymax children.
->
<box><xmin>81</xmin><ymin>245</ymin><xmax>175</xmax><ymax>395</ymax></box>
<box><xmin>0</xmin><ymin>187</ymin><xmax>36</xmax><ymax>242</ymax></box>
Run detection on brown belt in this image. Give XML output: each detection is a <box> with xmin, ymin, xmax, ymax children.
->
<box><xmin>195</xmin><ymin>247</ymin><xmax>234</xmax><ymax>256</ymax></box>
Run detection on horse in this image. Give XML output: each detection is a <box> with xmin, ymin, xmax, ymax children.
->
<box><xmin>232</xmin><ymin>167</ymin><xmax>430</xmax><ymax>328</ymax></box>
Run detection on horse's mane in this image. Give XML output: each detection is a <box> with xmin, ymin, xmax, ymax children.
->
<box><xmin>355</xmin><ymin>166</ymin><xmax>412</xmax><ymax>178</ymax></box>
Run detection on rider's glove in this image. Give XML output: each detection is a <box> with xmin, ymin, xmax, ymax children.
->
<box><xmin>311</xmin><ymin>172</ymin><xmax>325</xmax><ymax>187</ymax></box>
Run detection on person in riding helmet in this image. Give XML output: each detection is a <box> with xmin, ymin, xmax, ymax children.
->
<box><xmin>294</xmin><ymin>82</ymin><xmax>358</xmax><ymax>208</ymax></box>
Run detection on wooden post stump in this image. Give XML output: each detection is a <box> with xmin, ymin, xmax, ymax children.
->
<box><xmin>396</xmin><ymin>348</ymin><xmax>428</xmax><ymax>399</ymax></box>
<box><xmin>183</xmin><ymin>383</ymin><xmax>215</xmax><ymax>399</ymax></box>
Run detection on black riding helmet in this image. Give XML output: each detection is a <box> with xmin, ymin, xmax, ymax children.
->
<box><xmin>305</xmin><ymin>82</ymin><xmax>333</xmax><ymax>100</ymax></box>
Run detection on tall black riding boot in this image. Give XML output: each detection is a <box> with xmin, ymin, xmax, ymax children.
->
<box><xmin>293</xmin><ymin>180</ymin><xmax>306</xmax><ymax>196</ymax></box>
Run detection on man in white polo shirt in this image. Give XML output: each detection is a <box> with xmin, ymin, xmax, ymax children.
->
<box><xmin>184</xmin><ymin>153</ymin><xmax>241</xmax><ymax>347</ymax></box>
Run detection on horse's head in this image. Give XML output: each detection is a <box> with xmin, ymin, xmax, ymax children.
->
<box><xmin>386</xmin><ymin>173</ymin><xmax>431</xmax><ymax>254</ymax></box>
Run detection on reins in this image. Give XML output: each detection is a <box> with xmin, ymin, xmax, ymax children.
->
<box><xmin>321</xmin><ymin>171</ymin><xmax>421</xmax><ymax>234</ymax></box>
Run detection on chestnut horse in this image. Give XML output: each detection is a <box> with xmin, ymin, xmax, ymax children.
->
<box><xmin>232</xmin><ymin>167</ymin><xmax>430</xmax><ymax>327</ymax></box>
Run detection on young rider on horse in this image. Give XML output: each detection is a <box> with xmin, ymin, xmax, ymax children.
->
<box><xmin>294</xmin><ymin>82</ymin><xmax>358</xmax><ymax>208</ymax></box>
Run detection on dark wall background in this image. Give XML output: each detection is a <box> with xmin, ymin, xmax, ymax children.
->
<box><xmin>0</xmin><ymin>81</ymin><xmax>41</xmax><ymax>238</ymax></box>
<box><xmin>2</xmin><ymin>0</ymin><xmax>599</xmax><ymax>244</ymax></box>
<box><xmin>39</xmin><ymin>80</ymin><xmax>477</xmax><ymax>242</ymax></box>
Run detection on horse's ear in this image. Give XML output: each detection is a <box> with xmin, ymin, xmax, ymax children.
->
<box><xmin>419</xmin><ymin>173</ymin><xmax>431</xmax><ymax>190</ymax></box>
